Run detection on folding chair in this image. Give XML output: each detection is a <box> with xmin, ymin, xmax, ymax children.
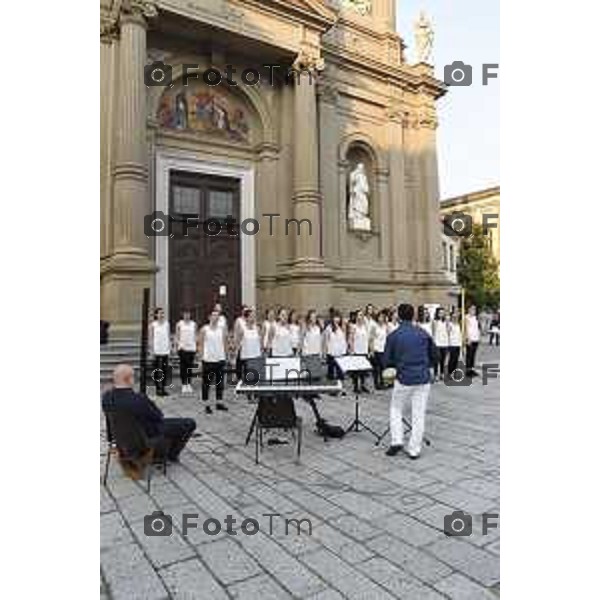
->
<box><xmin>102</xmin><ymin>410</ymin><xmax>168</xmax><ymax>492</ymax></box>
<box><xmin>255</xmin><ymin>395</ymin><xmax>302</xmax><ymax>465</ymax></box>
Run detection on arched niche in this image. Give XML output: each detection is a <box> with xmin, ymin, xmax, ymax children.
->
<box><xmin>344</xmin><ymin>140</ymin><xmax>379</xmax><ymax>231</ymax></box>
<box><xmin>147</xmin><ymin>67</ymin><xmax>276</xmax><ymax>147</ymax></box>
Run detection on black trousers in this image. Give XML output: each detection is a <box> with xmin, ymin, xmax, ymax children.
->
<box><xmin>160</xmin><ymin>418</ymin><xmax>196</xmax><ymax>460</ymax></box>
<box><xmin>466</xmin><ymin>342</ymin><xmax>479</xmax><ymax>373</ymax></box>
<box><xmin>435</xmin><ymin>347</ymin><xmax>448</xmax><ymax>378</ymax></box>
<box><xmin>371</xmin><ymin>352</ymin><xmax>385</xmax><ymax>388</ymax></box>
<box><xmin>489</xmin><ymin>332</ymin><xmax>500</xmax><ymax>346</ymax></box>
<box><xmin>235</xmin><ymin>351</ymin><xmax>243</xmax><ymax>380</ymax></box>
<box><xmin>202</xmin><ymin>361</ymin><xmax>224</xmax><ymax>401</ymax></box>
<box><xmin>327</xmin><ymin>355</ymin><xmax>344</xmax><ymax>380</ymax></box>
<box><xmin>178</xmin><ymin>350</ymin><xmax>196</xmax><ymax>385</ymax></box>
<box><xmin>153</xmin><ymin>355</ymin><xmax>169</xmax><ymax>394</ymax></box>
<box><xmin>448</xmin><ymin>346</ymin><xmax>461</xmax><ymax>375</ymax></box>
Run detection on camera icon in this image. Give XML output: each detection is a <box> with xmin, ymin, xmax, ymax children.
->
<box><xmin>203</xmin><ymin>369</ymin><xmax>223</xmax><ymax>388</ymax></box>
<box><xmin>144</xmin><ymin>511</ymin><xmax>173</xmax><ymax>536</ymax></box>
<box><xmin>443</xmin><ymin>211</ymin><xmax>473</xmax><ymax>237</ymax></box>
<box><xmin>444</xmin><ymin>61</ymin><xmax>473</xmax><ymax>87</ymax></box>
<box><xmin>144</xmin><ymin>61</ymin><xmax>173</xmax><ymax>87</ymax></box>
<box><xmin>150</xmin><ymin>365</ymin><xmax>174</xmax><ymax>388</ymax></box>
<box><xmin>444</xmin><ymin>510</ymin><xmax>472</xmax><ymax>537</ymax></box>
<box><xmin>145</xmin><ymin>211</ymin><xmax>171</xmax><ymax>238</ymax></box>
<box><xmin>444</xmin><ymin>360</ymin><xmax>472</xmax><ymax>387</ymax></box>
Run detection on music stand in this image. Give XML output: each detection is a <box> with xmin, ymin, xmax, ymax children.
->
<box><xmin>335</xmin><ymin>355</ymin><xmax>381</xmax><ymax>440</ymax></box>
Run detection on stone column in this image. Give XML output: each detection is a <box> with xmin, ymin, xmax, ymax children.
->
<box><xmin>113</xmin><ymin>6</ymin><xmax>152</xmax><ymax>257</ymax></box>
<box><xmin>418</xmin><ymin>108</ymin><xmax>444</xmax><ymax>276</ymax></box>
<box><xmin>100</xmin><ymin>24</ymin><xmax>117</xmax><ymax>264</ymax></box>
<box><xmin>256</xmin><ymin>142</ymin><xmax>280</xmax><ymax>292</ymax></box>
<box><xmin>102</xmin><ymin>1</ymin><xmax>157</xmax><ymax>335</ymax></box>
<box><xmin>291</xmin><ymin>50</ymin><xmax>324</xmax><ymax>270</ymax></box>
<box><xmin>317</xmin><ymin>78</ymin><xmax>339</xmax><ymax>270</ymax></box>
<box><xmin>386</xmin><ymin>104</ymin><xmax>409</xmax><ymax>278</ymax></box>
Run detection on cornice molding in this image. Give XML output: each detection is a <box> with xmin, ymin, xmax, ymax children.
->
<box><xmin>322</xmin><ymin>45</ymin><xmax>446</xmax><ymax>99</ymax></box>
<box><xmin>240</xmin><ymin>0</ymin><xmax>337</xmax><ymax>33</ymax></box>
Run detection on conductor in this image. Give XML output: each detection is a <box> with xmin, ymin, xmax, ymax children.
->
<box><xmin>382</xmin><ymin>304</ymin><xmax>437</xmax><ymax>459</ymax></box>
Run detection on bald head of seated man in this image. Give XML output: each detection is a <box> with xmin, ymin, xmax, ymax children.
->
<box><xmin>102</xmin><ymin>364</ymin><xmax>197</xmax><ymax>462</ymax></box>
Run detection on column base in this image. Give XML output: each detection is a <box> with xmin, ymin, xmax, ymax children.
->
<box><xmin>100</xmin><ymin>252</ymin><xmax>157</xmax><ymax>336</ymax></box>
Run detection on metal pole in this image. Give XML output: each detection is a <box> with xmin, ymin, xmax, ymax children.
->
<box><xmin>140</xmin><ymin>287</ymin><xmax>150</xmax><ymax>395</ymax></box>
<box><xmin>460</xmin><ymin>287</ymin><xmax>466</xmax><ymax>360</ymax></box>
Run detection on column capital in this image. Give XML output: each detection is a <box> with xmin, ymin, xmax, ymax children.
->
<box><xmin>120</xmin><ymin>0</ymin><xmax>158</xmax><ymax>27</ymax></box>
<box><xmin>100</xmin><ymin>15</ymin><xmax>119</xmax><ymax>43</ymax></box>
<box><xmin>256</xmin><ymin>142</ymin><xmax>280</xmax><ymax>160</ymax></box>
<box><xmin>386</xmin><ymin>103</ymin><xmax>404</xmax><ymax>124</ymax></box>
<box><xmin>293</xmin><ymin>43</ymin><xmax>325</xmax><ymax>73</ymax></box>
<box><xmin>404</xmin><ymin>111</ymin><xmax>438</xmax><ymax>130</ymax></box>
<box><xmin>101</xmin><ymin>0</ymin><xmax>157</xmax><ymax>40</ymax></box>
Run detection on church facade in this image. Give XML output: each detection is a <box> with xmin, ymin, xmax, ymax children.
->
<box><xmin>100</xmin><ymin>0</ymin><xmax>453</xmax><ymax>333</ymax></box>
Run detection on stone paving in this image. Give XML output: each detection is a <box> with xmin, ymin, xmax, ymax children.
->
<box><xmin>101</xmin><ymin>346</ymin><xmax>500</xmax><ymax>599</ymax></box>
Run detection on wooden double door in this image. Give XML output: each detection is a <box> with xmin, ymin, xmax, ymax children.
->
<box><xmin>168</xmin><ymin>170</ymin><xmax>241</xmax><ymax>325</ymax></box>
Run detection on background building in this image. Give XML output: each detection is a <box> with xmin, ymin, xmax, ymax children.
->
<box><xmin>101</xmin><ymin>0</ymin><xmax>453</xmax><ymax>334</ymax></box>
<box><xmin>440</xmin><ymin>185</ymin><xmax>500</xmax><ymax>265</ymax></box>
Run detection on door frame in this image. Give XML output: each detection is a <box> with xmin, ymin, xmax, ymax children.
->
<box><xmin>155</xmin><ymin>148</ymin><xmax>256</xmax><ymax>318</ymax></box>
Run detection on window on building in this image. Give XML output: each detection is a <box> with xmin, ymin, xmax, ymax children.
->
<box><xmin>450</xmin><ymin>245</ymin><xmax>455</xmax><ymax>272</ymax></box>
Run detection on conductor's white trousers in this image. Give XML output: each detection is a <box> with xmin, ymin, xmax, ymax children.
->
<box><xmin>390</xmin><ymin>380</ymin><xmax>431</xmax><ymax>456</ymax></box>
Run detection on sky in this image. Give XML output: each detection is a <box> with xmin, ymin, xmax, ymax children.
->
<box><xmin>396</xmin><ymin>0</ymin><xmax>500</xmax><ymax>199</ymax></box>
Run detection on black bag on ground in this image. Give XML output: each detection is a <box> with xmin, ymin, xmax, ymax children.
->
<box><xmin>317</xmin><ymin>420</ymin><xmax>345</xmax><ymax>438</ymax></box>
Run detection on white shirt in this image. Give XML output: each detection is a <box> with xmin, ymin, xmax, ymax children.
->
<box><xmin>272</xmin><ymin>323</ymin><xmax>293</xmax><ymax>357</ymax></box>
<box><xmin>433</xmin><ymin>319</ymin><xmax>450</xmax><ymax>347</ymax></box>
<box><xmin>240</xmin><ymin>326</ymin><xmax>262</xmax><ymax>360</ymax></box>
<box><xmin>262</xmin><ymin>320</ymin><xmax>275</xmax><ymax>349</ymax></box>
<box><xmin>326</xmin><ymin>327</ymin><xmax>346</xmax><ymax>357</ymax></box>
<box><xmin>289</xmin><ymin>323</ymin><xmax>301</xmax><ymax>349</ymax></box>
<box><xmin>366</xmin><ymin>317</ymin><xmax>376</xmax><ymax>337</ymax></box>
<box><xmin>302</xmin><ymin>325</ymin><xmax>322</xmax><ymax>356</ymax></box>
<box><xmin>448</xmin><ymin>321</ymin><xmax>462</xmax><ymax>347</ymax></box>
<box><xmin>202</xmin><ymin>325</ymin><xmax>225</xmax><ymax>362</ymax></box>
<box><xmin>151</xmin><ymin>321</ymin><xmax>170</xmax><ymax>355</ymax></box>
<box><xmin>466</xmin><ymin>315</ymin><xmax>481</xmax><ymax>343</ymax></box>
<box><xmin>353</xmin><ymin>324</ymin><xmax>369</xmax><ymax>355</ymax></box>
<box><xmin>217</xmin><ymin>315</ymin><xmax>227</xmax><ymax>331</ymax></box>
<box><xmin>387</xmin><ymin>321</ymin><xmax>399</xmax><ymax>335</ymax></box>
<box><xmin>234</xmin><ymin>316</ymin><xmax>246</xmax><ymax>335</ymax></box>
<box><xmin>372</xmin><ymin>324</ymin><xmax>387</xmax><ymax>353</ymax></box>
<box><xmin>177</xmin><ymin>320</ymin><xmax>197</xmax><ymax>352</ymax></box>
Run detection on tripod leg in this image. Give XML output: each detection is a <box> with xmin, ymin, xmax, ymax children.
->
<box><xmin>245</xmin><ymin>410</ymin><xmax>258</xmax><ymax>446</ymax></box>
<box><xmin>374</xmin><ymin>427</ymin><xmax>390</xmax><ymax>447</ymax></box>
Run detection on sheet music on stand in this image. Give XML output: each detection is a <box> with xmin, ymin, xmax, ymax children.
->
<box><xmin>335</xmin><ymin>355</ymin><xmax>372</xmax><ymax>374</ymax></box>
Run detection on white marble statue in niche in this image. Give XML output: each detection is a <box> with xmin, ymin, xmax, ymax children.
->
<box><xmin>348</xmin><ymin>163</ymin><xmax>371</xmax><ymax>231</ymax></box>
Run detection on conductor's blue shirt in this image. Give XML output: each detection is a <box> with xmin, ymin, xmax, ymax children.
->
<box><xmin>382</xmin><ymin>321</ymin><xmax>437</xmax><ymax>385</ymax></box>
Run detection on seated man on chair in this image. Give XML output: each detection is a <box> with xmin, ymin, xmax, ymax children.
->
<box><xmin>102</xmin><ymin>364</ymin><xmax>197</xmax><ymax>474</ymax></box>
